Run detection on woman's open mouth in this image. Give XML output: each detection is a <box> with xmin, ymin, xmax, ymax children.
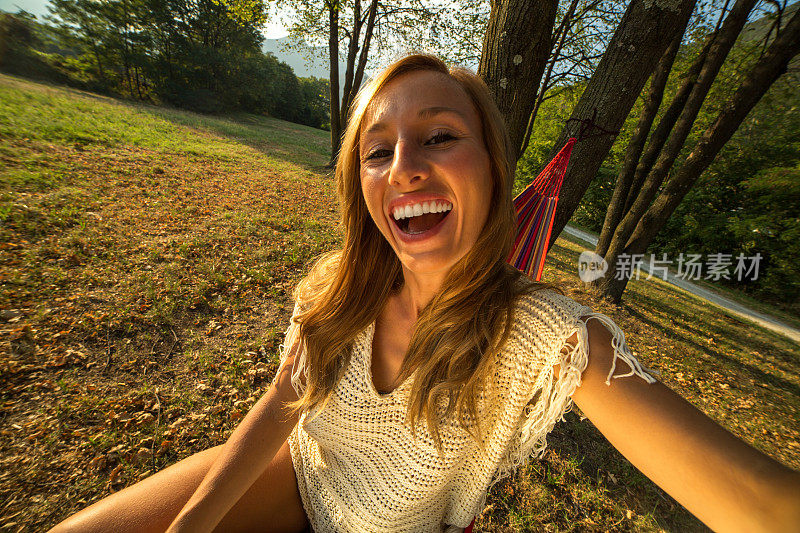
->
<box><xmin>391</xmin><ymin>200</ymin><xmax>452</xmax><ymax>235</ymax></box>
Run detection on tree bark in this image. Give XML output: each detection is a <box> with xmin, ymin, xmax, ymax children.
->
<box><xmin>622</xmin><ymin>36</ymin><xmax>709</xmax><ymax>215</ymax></box>
<box><xmin>478</xmin><ymin>0</ymin><xmax>558</xmax><ymax>161</ymax></box>
<box><xmin>544</xmin><ymin>0</ymin><xmax>697</xmax><ymax>252</ymax></box>
<box><xmin>328</xmin><ymin>0</ymin><xmax>342</xmax><ymax>168</ymax></box>
<box><xmin>601</xmin><ymin>7</ymin><xmax>800</xmax><ymax>302</ymax></box>
<box><xmin>345</xmin><ymin>0</ymin><xmax>378</xmax><ymax>126</ymax></box>
<box><xmin>622</xmin><ymin>0</ymin><xmax>732</xmax><ymax>215</ymax></box>
<box><xmin>595</xmin><ymin>29</ymin><xmax>684</xmax><ymax>259</ymax></box>
<box><xmin>599</xmin><ymin>0</ymin><xmax>757</xmax><ymax>296</ymax></box>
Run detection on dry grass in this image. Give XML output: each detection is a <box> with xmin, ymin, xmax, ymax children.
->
<box><xmin>1</xmin><ymin>74</ymin><xmax>797</xmax><ymax>532</ymax></box>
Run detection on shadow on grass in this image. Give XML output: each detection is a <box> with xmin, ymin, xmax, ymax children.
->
<box><xmin>483</xmin><ymin>411</ymin><xmax>709</xmax><ymax>532</ymax></box>
<box><xmin>137</xmin><ymin>106</ymin><xmax>332</xmax><ymax>171</ymax></box>
<box><xmin>549</xmin><ymin>414</ymin><xmax>711</xmax><ymax>532</ymax></box>
<box><xmin>622</xmin><ymin>296</ymin><xmax>800</xmax><ymax>399</ymax></box>
<box><xmin>631</xmin><ymin>286</ymin><xmax>796</xmax><ymax>352</ymax></box>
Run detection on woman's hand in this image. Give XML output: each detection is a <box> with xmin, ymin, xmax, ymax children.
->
<box><xmin>570</xmin><ymin>318</ymin><xmax>800</xmax><ymax>533</ymax></box>
<box><xmin>166</xmin><ymin>346</ymin><xmax>303</xmax><ymax>533</ymax></box>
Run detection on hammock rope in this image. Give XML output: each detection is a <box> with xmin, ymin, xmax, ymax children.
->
<box><xmin>505</xmin><ymin>110</ymin><xmax>619</xmax><ymax>282</ymax></box>
<box><xmin>566</xmin><ymin>108</ymin><xmax>620</xmax><ymax>142</ymax></box>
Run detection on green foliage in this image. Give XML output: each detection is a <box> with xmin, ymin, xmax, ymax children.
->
<box><xmin>0</xmin><ymin>1</ymin><xmax>330</xmax><ymax>129</ymax></box>
<box><xmin>297</xmin><ymin>77</ymin><xmax>330</xmax><ymax>131</ymax></box>
<box><xmin>517</xmin><ymin>21</ymin><xmax>800</xmax><ymax>311</ymax></box>
<box><xmin>0</xmin><ymin>12</ymin><xmax>70</xmax><ymax>83</ymax></box>
<box><xmin>209</xmin><ymin>0</ymin><xmax>268</xmax><ymax>26</ymax></box>
<box><xmin>649</xmin><ymin>63</ymin><xmax>800</xmax><ymax>312</ymax></box>
<box><xmin>730</xmin><ymin>164</ymin><xmax>800</xmax><ymax>304</ymax></box>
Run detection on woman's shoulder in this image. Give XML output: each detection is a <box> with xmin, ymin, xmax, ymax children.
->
<box><xmin>500</xmin><ymin>281</ymin><xmax>595</xmax><ymax>368</ymax></box>
<box><xmin>510</xmin><ymin>282</ymin><xmax>593</xmax><ymax>334</ymax></box>
<box><xmin>503</xmin><ymin>279</ymin><xmax>656</xmax><ymax>386</ymax></box>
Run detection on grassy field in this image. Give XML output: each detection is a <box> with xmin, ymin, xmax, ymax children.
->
<box><xmin>1</xmin><ymin>74</ymin><xmax>798</xmax><ymax>532</ymax></box>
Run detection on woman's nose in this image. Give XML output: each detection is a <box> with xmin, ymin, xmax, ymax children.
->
<box><xmin>388</xmin><ymin>140</ymin><xmax>429</xmax><ymax>188</ymax></box>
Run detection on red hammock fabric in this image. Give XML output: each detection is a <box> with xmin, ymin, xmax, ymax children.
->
<box><xmin>506</xmin><ymin>137</ymin><xmax>576</xmax><ymax>281</ymax></box>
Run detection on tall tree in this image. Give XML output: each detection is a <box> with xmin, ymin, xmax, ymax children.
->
<box><xmin>598</xmin><ymin>0</ymin><xmax>756</xmax><ymax>260</ymax></box>
<box><xmin>327</xmin><ymin>0</ymin><xmax>342</xmax><ymax>164</ymax></box>
<box><xmin>323</xmin><ymin>0</ymin><xmax>378</xmax><ymax>166</ymax></box>
<box><xmin>594</xmin><ymin>5</ymin><xmax>800</xmax><ymax>301</ymax></box>
<box><xmin>594</xmin><ymin>0</ymin><xmax>739</xmax><ymax>261</ymax></box>
<box><xmin>477</xmin><ymin>0</ymin><xmax>559</xmax><ymax>161</ymax></box>
<box><xmin>519</xmin><ymin>0</ymin><xmax>624</xmax><ymax>157</ymax></box>
<box><xmin>284</xmin><ymin>0</ymin><xmax>437</xmax><ymax>165</ymax></box>
<box><xmin>540</xmin><ymin>0</ymin><xmax>698</xmax><ymax>254</ymax></box>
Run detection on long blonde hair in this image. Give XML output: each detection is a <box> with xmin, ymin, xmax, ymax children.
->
<box><xmin>290</xmin><ymin>54</ymin><xmax>561</xmax><ymax>447</ymax></box>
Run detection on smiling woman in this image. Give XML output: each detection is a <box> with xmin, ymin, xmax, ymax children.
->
<box><xmin>50</xmin><ymin>54</ymin><xmax>800</xmax><ymax>533</ymax></box>
<box><xmin>359</xmin><ymin>70</ymin><xmax>493</xmax><ymax>281</ymax></box>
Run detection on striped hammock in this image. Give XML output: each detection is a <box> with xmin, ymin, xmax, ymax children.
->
<box><xmin>506</xmin><ymin>137</ymin><xmax>576</xmax><ymax>281</ymax></box>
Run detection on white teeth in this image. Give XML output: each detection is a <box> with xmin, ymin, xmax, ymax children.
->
<box><xmin>392</xmin><ymin>201</ymin><xmax>452</xmax><ymax>220</ymax></box>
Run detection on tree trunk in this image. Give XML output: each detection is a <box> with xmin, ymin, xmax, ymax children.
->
<box><xmin>341</xmin><ymin>0</ymin><xmax>378</xmax><ymax>129</ymax></box>
<box><xmin>328</xmin><ymin>0</ymin><xmax>342</xmax><ymax>168</ymax></box>
<box><xmin>622</xmin><ymin>38</ymin><xmax>709</xmax><ymax>214</ymax></box>
<box><xmin>478</xmin><ymin>0</ymin><xmax>558</xmax><ymax>161</ymax></box>
<box><xmin>91</xmin><ymin>43</ymin><xmax>107</xmax><ymax>86</ymax></box>
<box><xmin>134</xmin><ymin>65</ymin><xmax>143</xmax><ymax>100</ymax></box>
<box><xmin>349</xmin><ymin>0</ymin><xmax>377</xmax><ymax>109</ymax></box>
<box><xmin>598</xmin><ymin>0</ymin><xmax>757</xmax><ymax>296</ymax></box>
<box><xmin>545</xmin><ymin>0</ymin><xmax>697</xmax><ymax>251</ymax></box>
<box><xmin>595</xmin><ymin>30</ymin><xmax>684</xmax><ymax>258</ymax></box>
<box><xmin>622</xmin><ymin>2</ymin><xmax>728</xmax><ymax>214</ymax></box>
<box><xmin>339</xmin><ymin>0</ymin><xmax>362</xmax><ymax>128</ymax></box>
<box><xmin>519</xmin><ymin>0</ymin><xmax>580</xmax><ymax>157</ymax></box>
<box><xmin>601</xmin><ymin>7</ymin><xmax>800</xmax><ymax>302</ymax></box>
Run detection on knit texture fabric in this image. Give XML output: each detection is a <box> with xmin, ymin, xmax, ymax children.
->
<box><xmin>276</xmin><ymin>288</ymin><xmax>655</xmax><ymax>532</ymax></box>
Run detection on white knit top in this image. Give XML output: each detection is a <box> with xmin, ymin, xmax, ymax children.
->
<box><xmin>276</xmin><ymin>288</ymin><xmax>655</xmax><ymax>532</ymax></box>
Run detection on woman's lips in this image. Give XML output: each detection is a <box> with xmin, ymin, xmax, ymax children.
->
<box><xmin>390</xmin><ymin>208</ymin><xmax>451</xmax><ymax>243</ymax></box>
<box><xmin>387</xmin><ymin>194</ymin><xmax>452</xmax><ymax>219</ymax></box>
<box><xmin>386</xmin><ymin>193</ymin><xmax>454</xmax><ymax>244</ymax></box>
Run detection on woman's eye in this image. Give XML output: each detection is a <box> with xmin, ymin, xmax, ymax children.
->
<box><xmin>365</xmin><ymin>149</ymin><xmax>392</xmax><ymax>160</ymax></box>
<box><xmin>427</xmin><ymin>132</ymin><xmax>456</xmax><ymax>145</ymax></box>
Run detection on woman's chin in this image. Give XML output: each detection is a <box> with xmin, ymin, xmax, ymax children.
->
<box><xmin>395</xmin><ymin>248</ymin><xmax>467</xmax><ymax>281</ymax></box>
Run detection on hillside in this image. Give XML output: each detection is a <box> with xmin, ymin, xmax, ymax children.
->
<box><xmin>1</xmin><ymin>74</ymin><xmax>798</xmax><ymax>532</ymax></box>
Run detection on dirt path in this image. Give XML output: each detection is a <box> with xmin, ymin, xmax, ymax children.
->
<box><xmin>562</xmin><ymin>225</ymin><xmax>800</xmax><ymax>345</ymax></box>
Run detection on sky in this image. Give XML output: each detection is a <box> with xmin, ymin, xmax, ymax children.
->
<box><xmin>0</xmin><ymin>0</ymin><xmax>49</xmax><ymax>18</ymax></box>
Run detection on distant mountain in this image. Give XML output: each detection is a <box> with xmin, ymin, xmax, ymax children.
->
<box><xmin>739</xmin><ymin>1</ymin><xmax>799</xmax><ymax>44</ymax></box>
<box><xmin>738</xmin><ymin>1</ymin><xmax>799</xmax><ymax>76</ymax></box>
<box><xmin>262</xmin><ymin>37</ymin><xmax>348</xmax><ymax>97</ymax></box>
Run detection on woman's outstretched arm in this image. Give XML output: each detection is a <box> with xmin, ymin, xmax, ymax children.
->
<box><xmin>570</xmin><ymin>318</ymin><xmax>800</xmax><ymax>533</ymax></box>
<box><xmin>166</xmin><ymin>346</ymin><xmax>303</xmax><ymax>533</ymax></box>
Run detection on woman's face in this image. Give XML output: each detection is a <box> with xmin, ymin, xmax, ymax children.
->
<box><xmin>359</xmin><ymin>70</ymin><xmax>493</xmax><ymax>278</ymax></box>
